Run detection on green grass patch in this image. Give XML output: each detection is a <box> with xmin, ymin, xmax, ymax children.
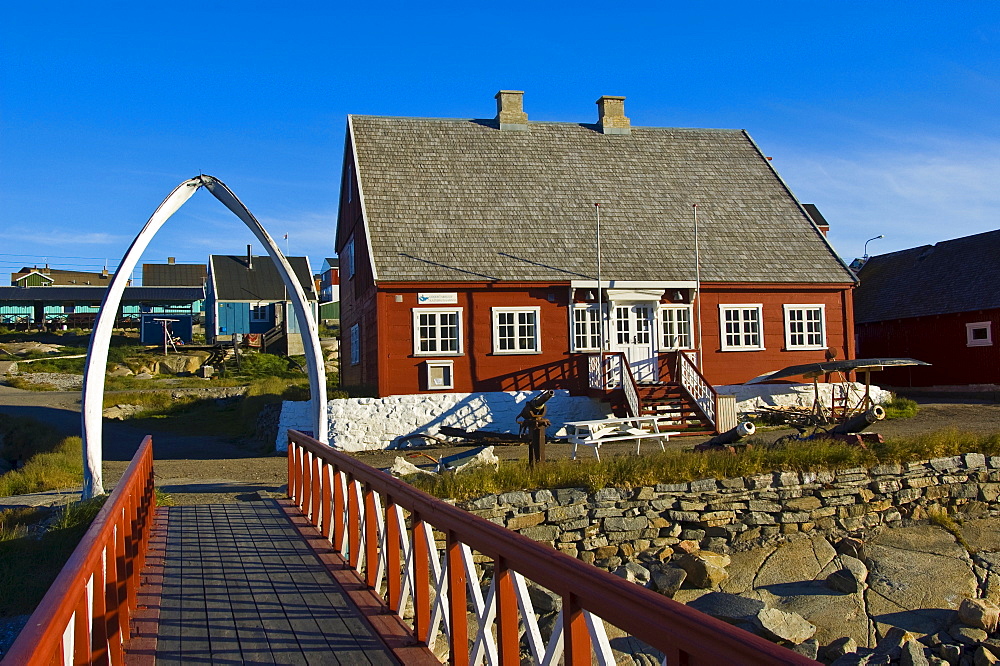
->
<box><xmin>0</xmin><ymin>437</ymin><xmax>83</xmax><ymax>498</ymax></box>
<box><xmin>0</xmin><ymin>496</ymin><xmax>108</xmax><ymax>616</ymax></box>
<box><xmin>18</xmin><ymin>356</ymin><xmax>86</xmax><ymax>374</ymax></box>
<box><xmin>883</xmin><ymin>396</ymin><xmax>919</xmax><ymax>419</ymax></box>
<box><xmin>407</xmin><ymin>430</ymin><xmax>1000</xmax><ymax>500</ymax></box>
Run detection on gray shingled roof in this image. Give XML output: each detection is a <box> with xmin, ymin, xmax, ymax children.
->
<box><xmin>143</xmin><ymin>263</ymin><xmax>207</xmax><ymax>287</ymax></box>
<box><xmin>209</xmin><ymin>255</ymin><xmax>316</xmax><ymax>301</ymax></box>
<box><xmin>349</xmin><ymin>116</ymin><xmax>855</xmax><ymax>284</ymax></box>
<box><xmin>854</xmin><ymin>229</ymin><xmax>1000</xmax><ymax>323</ymax></box>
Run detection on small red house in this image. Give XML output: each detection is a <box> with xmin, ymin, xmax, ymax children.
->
<box><xmin>855</xmin><ymin>229</ymin><xmax>1000</xmax><ymax>386</ymax></box>
<box><xmin>336</xmin><ymin>92</ymin><xmax>857</xmax><ymax>425</ymax></box>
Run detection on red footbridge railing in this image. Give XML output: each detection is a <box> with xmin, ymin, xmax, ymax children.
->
<box><xmin>4</xmin><ymin>436</ymin><xmax>156</xmax><ymax>665</ymax></box>
<box><xmin>287</xmin><ymin>430</ymin><xmax>817</xmax><ymax>665</ymax></box>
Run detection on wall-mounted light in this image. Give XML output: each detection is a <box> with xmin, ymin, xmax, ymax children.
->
<box><xmin>670</xmin><ymin>290</ymin><xmax>684</xmax><ymax>302</ymax></box>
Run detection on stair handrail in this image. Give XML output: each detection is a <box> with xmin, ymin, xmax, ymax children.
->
<box><xmin>587</xmin><ymin>352</ymin><xmax>641</xmax><ymax>417</ymax></box>
<box><xmin>676</xmin><ymin>351</ymin><xmax>718</xmax><ymax>430</ymax></box>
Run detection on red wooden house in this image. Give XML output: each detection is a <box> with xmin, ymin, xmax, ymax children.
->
<box><xmin>336</xmin><ymin>91</ymin><xmax>857</xmax><ymax>430</ymax></box>
<box><xmin>855</xmin><ymin>229</ymin><xmax>1000</xmax><ymax>386</ymax></box>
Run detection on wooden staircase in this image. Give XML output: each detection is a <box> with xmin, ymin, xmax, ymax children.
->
<box><xmin>635</xmin><ymin>382</ymin><xmax>715</xmax><ymax>436</ymax></box>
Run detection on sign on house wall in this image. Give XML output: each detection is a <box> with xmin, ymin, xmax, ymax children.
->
<box><xmin>417</xmin><ymin>292</ymin><xmax>458</xmax><ymax>305</ymax></box>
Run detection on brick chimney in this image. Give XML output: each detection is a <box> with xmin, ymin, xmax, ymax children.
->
<box><xmin>596</xmin><ymin>95</ymin><xmax>630</xmax><ymax>135</ymax></box>
<box><xmin>495</xmin><ymin>90</ymin><xmax>528</xmax><ymax>131</ymax></box>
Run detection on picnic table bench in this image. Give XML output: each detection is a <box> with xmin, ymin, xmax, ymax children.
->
<box><xmin>563</xmin><ymin>415</ymin><xmax>680</xmax><ymax>461</ymax></box>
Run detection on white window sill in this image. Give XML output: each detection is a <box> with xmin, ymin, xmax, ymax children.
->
<box><xmin>786</xmin><ymin>345</ymin><xmax>827</xmax><ymax>351</ymax></box>
<box><xmin>720</xmin><ymin>347</ymin><xmax>766</xmax><ymax>352</ymax></box>
<box><xmin>413</xmin><ymin>352</ymin><xmax>464</xmax><ymax>357</ymax></box>
<box><xmin>491</xmin><ymin>350</ymin><xmax>542</xmax><ymax>355</ymax></box>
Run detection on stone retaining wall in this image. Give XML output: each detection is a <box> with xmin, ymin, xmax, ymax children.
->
<box><xmin>459</xmin><ymin>453</ymin><xmax>1000</xmax><ymax>570</ymax></box>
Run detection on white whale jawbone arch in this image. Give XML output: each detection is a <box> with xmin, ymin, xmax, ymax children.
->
<box><xmin>80</xmin><ymin>175</ymin><xmax>328</xmax><ymax>499</ymax></box>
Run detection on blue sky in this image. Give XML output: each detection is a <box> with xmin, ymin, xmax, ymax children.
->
<box><xmin>2</xmin><ymin>2</ymin><xmax>999</xmax><ymax>281</ymax></box>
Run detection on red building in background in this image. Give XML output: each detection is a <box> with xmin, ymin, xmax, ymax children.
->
<box><xmin>855</xmin><ymin>229</ymin><xmax>1000</xmax><ymax>387</ymax></box>
<box><xmin>336</xmin><ymin>92</ymin><xmax>857</xmax><ymax>400</ymax></box>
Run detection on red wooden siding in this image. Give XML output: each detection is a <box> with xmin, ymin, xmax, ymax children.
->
<box><xmin>856</xmin><ymin>309</ymin><xmax>1000</xmax><ymax>386</ymax></box>
<box><xmin>356</xmin><ymin>281</ymin><xmax>854</xmax><ymax>396</ymax></box>
<box><xmin>698</xmin><ymin>283</ymin><xmax>856</xmax><ymax>386</ymax></box>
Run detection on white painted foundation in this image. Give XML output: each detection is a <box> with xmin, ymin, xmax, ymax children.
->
<box><xmin>276</xmin><ymin>390</ymin><xmax>611</xmax><ymax>452</ymax></box>
<box><xmin>276</xmin><ymin>382</ymin><xmax>892</xmax><ymax>452</ymax></box>
<box><xmin>716</xmin><ymin>381</ymin><xmax>892</xmax><ymax>414</ymax></box>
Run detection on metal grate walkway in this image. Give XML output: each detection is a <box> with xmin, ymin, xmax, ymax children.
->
<box><xmin>147</xmin><ymin>500</ymin><xmax>401</xmax><ymax>665</ymax></box>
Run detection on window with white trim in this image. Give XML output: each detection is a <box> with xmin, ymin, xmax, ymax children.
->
<box><xmin>349</xmin><ymin>323</ymin><xmax>360</xmax><ymax>365</ymax></box>
<box><xmin>413</xmin><ymin>308</ymin><xmax>462</xmax><ymax>355</ymax></box>
<box><xmin>343</xmin><ymin>237</ymin><xmax>355</xmax><ymax>280</ymax></box>
<box><xmin>492</xmin><ymin>307</ymin><xmax>540</xmax><ymax>354</ymax></box>
<box><xmin>660</xmin><ymin>306</ymin><xmax>693</xmax><ymax>350</ymax></box>
<box><xmin>250</xmin><ymin>304</ymin><xmax>270</xmax><ymax>322</ymax></box>
<box><xmin>783</xmin><ymin>305</ymin><xmax>826</xmax><ymax>350</ymax></box>
<box><xmin>967</xmin><ymin>321</ymin><xmax>993</xmax><ymax>347</ymax></box>
<box><xmin>720</xmin><ymin>304</ymin><xmax>764</xmax><ymax>351</ymax></box>
<box><xmin>572</xmin><ymin>304</ymin><xmax>602</xmax><ymax>352</ymax></box>
<box><xmin>425</xmin><ymin>360</ymin><xmax>454</xmax><ymax>390</ymax></box>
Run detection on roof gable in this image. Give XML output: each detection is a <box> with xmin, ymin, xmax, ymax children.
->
<box><xmin>347</xmin><ymin>115</ymin><xmax>854</xmax><ymax>284</ymax></box>
<box><xmin>209</xmin><ymin>255</ymin><xmax>316</xmax><ymax>301</ymax></box>
<box><xmin>854</xmin><ymin>228</ymin><xmax>1000</xmax><ymax>322</ymax></box>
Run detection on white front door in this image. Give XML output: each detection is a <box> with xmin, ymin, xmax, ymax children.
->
<box><xmin>610</xmin><ymin>304</ymin><xmax>658</xmax><ymax>383</ymax></box>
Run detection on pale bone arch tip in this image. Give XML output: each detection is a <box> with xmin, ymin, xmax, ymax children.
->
<box><xmin>80</xmin><ymin>175</ymin><xmax>328</xmax><ymax>499</ymax></box>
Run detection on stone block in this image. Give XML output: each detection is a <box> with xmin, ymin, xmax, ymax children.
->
<box><xmin>784</xmin><ymin>496</ymin><xmax>822</xmax><ymax>511</ymax></box>
<box><xmin>965</xmin><ymin>453</ymin><xmax>988</xmax><ymax>470</ymax></box>
<box><xmin>507</xmin><ymin>512</ymin><xmax>545</xmax><ymax>530</ymax></box>
<box><xmin>774</xmin><ymin>471</ymin><xmax>800</xmax><ymax>487</ymax></box>
<box><xmin>779</xmin><ymin>511</ymin><xmax>812</xmax><ymax>523</ymax></box>
<box><xmin>679</xmin><ymin>500</ymin><xmax>707</xmax><ymax>511</ymax></box>
<box><xmin>554</xmin><ymin>488</ymin><xmax>588</xmax><ymax>503</ymax></box>
<box><xmin>518</xmin><ymin>525</ymin><xmax>558</xmax><ymax>542</ymax></box>
<box><xmin>929</xmin><ymin>456</ymin><xmax>961</xmax><ymax>472</ymax></box>
<box><xmin>656</xmin><ymin>482</ymin><xmax>689</xmax><ymax>492</ymax></box>
<box><xmin>669</xmin><ymin>510</ymin><xmax>701</xmax><ymax>523</ymax></box>
<box><xmin>719</xmin><ymin>477</ymin><xmax>746</xmax><ymax>490</ymax></box>
<box><xmin>677</xmin><ymin>550</ymin><xmax>730</xmax><ymax>588</ymax></box>
<box><xmin>743</xmin><ymin>512</ymin><xmax>777</xmax><ymax>526</ymax></box>
<box><xmin>498</xmin><ymin>490</ymin><xmax>533</xmax><ymax>507</ymax></box>
<box><xmin>604</xmin><ymin>516</ymin><xmax>647</xmax><ymax>532</ymax></box>
<box><xmin>748</xmin><ymin>500</ymin><xmax>782</xmax><ymax>512</ymax></box>
<box><xmin>546</xmin><ymin>503</ymin><xmax>588</xmax><ymax>523</ymax></box>
<box><xmin>690</xmin><ymin>478</ymin><xmax>718</xmax><ymax>493</ymax></box>
<box><xmin>533</xmin><ymin>489</ymin><xmax>554</xmax><ymax>503</ymax></box>
<box><xmin>593</xmin><ymin>487</ymin><xmax>622</xmax><ymax>502</ymax></box>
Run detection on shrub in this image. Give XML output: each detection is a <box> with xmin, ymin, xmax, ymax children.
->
<box><xmin>238</xmin><ymin>352</ymin><xmax>296</xmax><ymax>378</ymax></box>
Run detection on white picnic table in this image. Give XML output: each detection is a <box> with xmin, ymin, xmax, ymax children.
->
<box><xmin>563</xmin><ymin>415</ymin><xmax>681</xmax><ymax>461</ymax></box>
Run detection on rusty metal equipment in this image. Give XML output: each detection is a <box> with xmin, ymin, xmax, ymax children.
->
<box><xmin>517</xmin><ymin>390</ymin><xmax>554</xmax><ymax>466</ymax></box>
<box><xmin>696</xmin><ymin>421</ymin><xmax>756</xmax><ymax>452</ymax></box>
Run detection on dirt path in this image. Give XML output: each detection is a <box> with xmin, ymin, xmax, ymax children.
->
<box><xmin>2</xmin><ymin>383</ymin><xmax>998</xmax><ymax>506</ymax></box>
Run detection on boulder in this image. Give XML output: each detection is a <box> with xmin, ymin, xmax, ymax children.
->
<box><xmin>825</xmin><ymin>636</ymin><xmax>859</xmax><ymax>661</ymax></box>
<box><xmin>754</xmin><ymin>607</ymin><xmax>816</xmax><ymax>644</ymax></box>
<box><xmin>790</xmin><ymin>638</ymin><xmax>819</xmax><ymax>660</ymax></box>
<box><xmin>959</xmin><ymin>598</ymin><xmax>1000</xmax><ymax>633</ymax></box>
<box><xmin>613</xmin><ymin>562</ymin><xmax>650</xmax><ymax>585</ymax></box>
<box><xmin>673</xmin><ymin>539</ymin><xmax>700</xmax><ymax>555</ymax></box>
<box><xmin>976</xmin><ymin>646</ymin><xmax>1000</xmax><ymax>665</ymax></box>
<box><xmin>677</xmin><ymin>551</ymin><xmax>730</xmax><ymax>589</ymax></box>
<box><xmin>687</xmin><ymin>592</ymin><xmax>765</xmax><ymax>625</ymax></box>
<box><xmin>900</xmin><ymin>639</ymin><xmax>930</xmax><ymax>666</ymax></box>
<box><xmin>526</xmin><ymin>581</ymin><xmax>562</xmax><ymax>614</ymax></box>
<box><xmin>827</xmin><ymin>567</ymin><xmax>866</xmax><ymax>594</ymax></box>
<box><xmin>649</xmin><ymin>566</ymin><xmax>686</xmax><ymax>598</ymax></box>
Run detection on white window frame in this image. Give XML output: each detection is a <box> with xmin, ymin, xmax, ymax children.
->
<box><xmin>783</xmin><ymin>304</ymin><xmax>827</xmax><ymax>350</ymax></box>
<box><xmin>412</xmin><ymin>307</ymin><xmax>463</xmax><ymax>356</ymax></box>
<box><xmin>719</xmin><ymin>304</ymin><xmax>764</xmax><ymax>351</ymax></box>
<box><xmin>349</xmin><ymin>323</ymin><xmax>360</xmax><ymax>366</ymax></box>
<box><xmin>343</xmin><ymin>237</ymin><xmax>355</xmax><ymax>280</ymax></box>
<box><xmin>571</xmin><ymin>304</ymin><xmax>603</xmax><ymax>352</ymax></box>
<box><xmin>250</xmin><ymin>303</ymin><xmax>270</xmax><ymax>322</ymax></box>
<box><xmin>425</xmin><ymin>359</ymin><xmax>454</xmax><ymax>390</ymax></box>
<box><xmin>491</xmin><ymin>306</ymin><xmax>541</xmax><ymax>354</ymax></box>
<box><xmin>659</xmin><ymin>305</ymin><xmax>694</xmax><ymax>350</ymax></box>
<box><xmin>967</xmin><ymin>321</ymin><xmax>993</xmax><ymax>347</ymax></box>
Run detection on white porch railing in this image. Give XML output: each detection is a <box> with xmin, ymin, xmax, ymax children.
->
<box><xmin>588</xmin><ymin>353</ymin><xmax>640</xmax><ymax>417</ymax></box>
<box><xmin>677</xmin><ymin>351</ymin><xmax>717</xmax><ymax>429</ymax></box>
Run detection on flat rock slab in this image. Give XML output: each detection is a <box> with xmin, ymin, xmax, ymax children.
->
<box><xmin>961</xmin><ymin>519</ymin><xmax>1000</xmax><ymax>554</ymax></box>
<box><xmin>864</xmin><ymin>525</ymin><xmax>977</xmax><ymax>638</ymax></box>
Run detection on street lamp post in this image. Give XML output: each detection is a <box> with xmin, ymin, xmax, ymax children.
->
<box><xmin>863</xmin><ymin>234</ymin><xmax>884</xmax><ymax>259</ymax></box>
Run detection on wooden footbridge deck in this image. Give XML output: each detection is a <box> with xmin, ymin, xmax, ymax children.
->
<box><xmin>5</xmin><ymin>433</ymin><xmax>819</xmax><ymax>665</ymax></box>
